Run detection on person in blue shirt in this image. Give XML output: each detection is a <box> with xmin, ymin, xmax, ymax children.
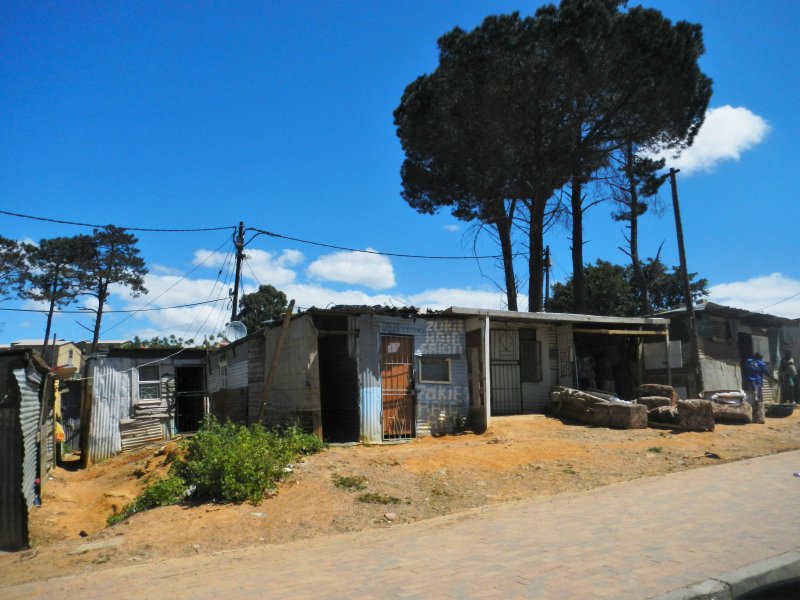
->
<box><xmin>744</xmin><ymin>352</ymin><xmax>772</xmax><ymax>404</ymax></box>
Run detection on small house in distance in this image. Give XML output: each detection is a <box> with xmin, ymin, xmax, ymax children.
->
<box><xmin>82</xmin><ymin>348</ymin><xmax>206</xmax><ymax>464</ymax></box>
<box><xmin>209</xmin><ymin>305</ymin><xmax>670</xmax><ymax>444</ymax></box>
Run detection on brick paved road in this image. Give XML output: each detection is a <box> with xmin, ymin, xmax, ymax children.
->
<box><xmin>6</xmin><ymin>450</ymin><xmax>800</xmax><ymax>599</ymax></box>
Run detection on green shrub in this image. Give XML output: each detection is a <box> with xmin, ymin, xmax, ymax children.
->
<box><xmin>173</xmin><ymin>416</ymin><xmax>324</xmax><ymax>504</ymax></box>
<box><xmin>107</xmin><ymin>416</ymin><xmax>325</xmax><ymax>526</ymax></box>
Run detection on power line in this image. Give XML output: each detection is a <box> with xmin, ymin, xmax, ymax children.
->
<box><xmin>757</xmin><ymin>289</ymin><xmax>800</xmax><ymax>313</ymax></box>
<box><xmin>0</xmin><ymin>297</ymin><xmax>228</xmax><ymax>314</ymax></box>
<box><xmin>100</xmin><ymin>233</ymin><xmax>232</xmax><ymax>335</ymax></box>
<box><xmin>0</xmin><ymin>209</ymin><xmax>236</xmax><ymax>232</ymax></box>
<box><xmin>248</xmin><ymin>227</ymin><xmax>504</xmax><ymax>260</ymax></box>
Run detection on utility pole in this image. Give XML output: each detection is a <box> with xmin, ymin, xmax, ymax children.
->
<box><xmin>231</xmin><ymin>221</ymin><xmax>245</xmax><ymax>322</ymax></box>
<box><xmin>668</xmin><ymin>169</ymin><xmax>702</xmax><ymax>395</ymax></box>
<box><xmin>543</xmin><ymin>245</ymin><xmax>552</xmax><ymax>312</ymax></box>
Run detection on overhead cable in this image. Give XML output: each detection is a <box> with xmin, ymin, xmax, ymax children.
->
<box><xmin>248</xmin><ymin>227</ymin><xmax>505</xmax><ymax>260</ymax></box>
<box><xmin>0</xmin><ymin>209</ymin><xmax>236</xmax><ymax>232</ymax></box>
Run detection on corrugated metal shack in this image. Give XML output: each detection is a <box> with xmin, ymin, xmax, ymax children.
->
<box><xmin>211</xmin><ymin>306</ymin><xmax>670</xmax><ymax>444</ymax></box>
<box><xmin>0</xmin><ymin>349</ymin><xmax>51</xmax><ymax>550</ymax></box>
<box><xmin>82</xmin><ymin>348</ymin><xmax>206</xmax><ymax>465</ymax></box>
<box><xmin>309</xmin><ymin>306</ymin><xmax>471</xmax><ymax>443</ymax></box>
<box><xmin>442</xmin><ymin>307</ymin><xmax>671</xmax><ymax>427</ymax></box>
<box><xmin>208</xmin><ymin>314</ymin><xmax>321</xmax><ymax>432</ymax></box>
<box><xmin>652</xmin><ymin>301</ymin><xmax>798</xmax><ymax>399</ymax></box>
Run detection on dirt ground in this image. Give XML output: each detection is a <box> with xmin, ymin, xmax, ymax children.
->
<box><xmin>3</xmin><ymin>412</ymin><xmax>800</xmax><ymax>587</ymax></box>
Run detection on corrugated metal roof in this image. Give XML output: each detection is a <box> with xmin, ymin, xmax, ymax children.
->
<box><xmin>444</xmin><ymin>307</ymin><xmax>669</xmax><ymax>327</ymax></box>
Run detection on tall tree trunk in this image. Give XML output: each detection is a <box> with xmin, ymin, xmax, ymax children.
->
<box><xmin>527</xmin><ymin>198</ymin><xmax>546</xmax><ymax>312</ymax></box>
<box><xmin>624</xmin><ymin>143</ymin><xmax>649</xmax><ymax>315</ymax></box>
<box><xmin>570</xmin><ymin>178</ymin><xmax>586</xmax><ymax>314</ymax></box>
<box><xmin>495</xmin><ymin>205</ymin><xmax>518</xmax><ymax>311</ymax></box>
<box><xmin>91</xmin><ymin>283</ymin><xmax>106</xmax><ymax>354</ymax></box>
<box><xmin>42</xmin><ymin>274</ymin><xmax>59</xmax><ymax>365</ymax></box>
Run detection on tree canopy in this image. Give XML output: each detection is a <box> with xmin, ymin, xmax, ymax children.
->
<box><xmin>0</xmin><ymin>236</ymin><xmax>25</xmax><ymax>301</ymax></box>
<box><xmin>549</xmin><ymin>258</ymin><xmax>709</xmax><ymax>317</ymax></box>
<box><xmin>82</xmin><ymin>226</ymin><xmax>148</xmax><ymax>352</ymax></box>
<box><xmin>20</xmin><ymin>235</ymin><xmax>94</xmax><ymax>362</ymax></box>
<box><xmin>235</xmin><ymin>284</ymin><xmax>288</xmax><ymax>334</ymax></box>
<box><xmin>395</xmin><ymin>0</ymin><xmax>712</xmax><ymax>313</ymax></box>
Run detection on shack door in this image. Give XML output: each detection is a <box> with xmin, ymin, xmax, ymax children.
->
<box><xmin>490</xmin><ymin>329</ymin><xmax>522</xmax><ymax>415</ymax></box>
<box><xmin>175</xmin><ymin>366</ymin><xmax>205</xmax><ymax>432</ymax></box>
<box><xmin>380</xmin><ymin>335</ymin><xmax>415</xmax><ymax>439</ymax></box>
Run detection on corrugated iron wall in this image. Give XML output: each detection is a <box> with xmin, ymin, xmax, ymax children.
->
<box><xmin>358</xmin><ymin>315</ymin><xmax>383</xmax><ymax>443</ymax></box>
<box><xmin>18</xmin><ymin>366</ymin><xmax>41</xmax><ymax>511</ymax></box>
<box><xmin>0</xmin><ymin>356</ymin><xmax>43</xmax><ymax>550</ymax></box>
<box><xmin>86</xmin><ymin>357</ymin><xmax>133</xmax><ymax>464</ymax></box>
<box><xmin>415</xmin><ymin>318</ymin><xmax>469</xmax><ymax>435</ymax></box>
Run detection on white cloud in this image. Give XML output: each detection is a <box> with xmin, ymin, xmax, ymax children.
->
<box><xmin>241</xmin><ymin>249</ymin><xmax>300</xmax><ymax>287</ymax></box>
<box><xmin>107</xmin><ymin>274</ymin><xmax>232</xmax><ymax>341</ymax></box>
<box><xmin>193</xmin><ymin>248</ymin><xmax>300</xmax><ymax>287</ymax></box>
<box><xmin>408</xmin><ymin>287</ymin><xmax>520</xmax><ymax>311</ymax></box>
<box><xmin>444</xmin><ymin>224</ymin><xmax>460</xmax><ymax>233</ymax></box>
<box><xmin>660</xmin><ymin>105</ymin><xmax>769</xmax><ymax>175</ymax></box>
<box><xmin>284</xmin><ymin>283</ymin><xmax>396</xmax><ymax>309</ymax></box>
<box><xmin>306</xmin><ymin>249</ymin><xmax>395</xmax><ymax>290</ymax></box>
<box><xmin>709</xmin><ymin>273</ymin><xmax>800</xmax><ymax>319</ymax></box>
<box><xmin>192</xmin><ymin>249</ymin><xmax>227</xmax><ymax>268</ymax></box>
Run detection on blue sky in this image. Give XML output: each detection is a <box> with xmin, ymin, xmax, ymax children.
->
<box><xmin>2</xmin><ymin>0</ymin><xmax>798</xmax><ymax>344</ymax></box>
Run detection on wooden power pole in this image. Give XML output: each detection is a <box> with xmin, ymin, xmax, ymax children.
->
<box><xmin>230</xmin><ymin>221</ymin><xmax>245</xmax><ymax>321</ymax></box>
<box><xmin>668</xmin><ymin>169</ymin><xmax>702</xmax><ymax>395</ymax></box>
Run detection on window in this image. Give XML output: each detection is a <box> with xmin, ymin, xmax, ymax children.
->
<box><xmin>419</xmin><ymin>356</ymin><xmax>452</xmax><ymax>383</ymax></box>
<box><xmin>519</xmin><ymin>329</ymin><xmax>542</xmax><ymax>383</ymax></box>
<box><xmin>138</xmin><ymin>365</ymin><xmax>160</xmax><ymax>400</ymax></box>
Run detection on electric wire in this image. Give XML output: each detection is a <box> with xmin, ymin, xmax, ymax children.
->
<box><xmin>0</xmin><ymin>209</ymin><xmax>236</xmax><ymax>232</ymax></box>
<box><xmin>99</xmin><ymin>234</ymin><xmax>231</xmax><ymax>336</ymax></box>
<box><xmin>248</xmin><ymin>227</ymin><xmax>504</xmax><ymax>260</ymax></box>
<box><xmin>0</xmin><ymin>298</ymin><xmax>228</xmax><ymax>314</ymax></box>
<box><xmin>756</xmin><ymin>289</ymin><xmax>800</xmax><ymax>313</ymax></box>
<box><xmin>177</xmin><ymin>247</ymin><xmax>235</xmax><ymax>342</ymax></box>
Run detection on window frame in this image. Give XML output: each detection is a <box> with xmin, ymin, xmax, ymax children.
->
<box><xmin>418</xmin><ymin>355</ymin><xmax>453</xmax><ymax>384</ymax></box>
<box><xmin>138</xmin><ymin>365</ymin><xmax>161</xmax><ymax>400</ymax></box>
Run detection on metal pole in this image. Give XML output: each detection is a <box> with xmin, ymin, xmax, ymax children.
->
<box><xmin>668</xmin><ymin>169</ymin><xmax>701</xmax><ymax>395</ymax></box>
<box><xmin>230</xmin><ymin>221</ymin><xmax>245</xmax><ymax>322</ymax></box>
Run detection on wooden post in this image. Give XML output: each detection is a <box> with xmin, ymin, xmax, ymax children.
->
<box><xmin>257</xmin><ymin>300</ymin><xmax>295</xmax><ymax>423</ymax></box>
<box><xmin>668</xmin><ymin>168</ymin><xmax>702</xmax><ymax>395</ymax></box>
<box><xmin>230</xmin><ymin>222</ymin><xmax>245</xmax><ymax>322</ymax></box>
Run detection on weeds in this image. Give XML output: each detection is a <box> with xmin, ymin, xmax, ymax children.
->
<box><xmin>648</xmin><ymin>447</ymin><xmax>665</xmax><ymax>454</ymax></box>
<box><xmin>332</xmin><ymin>474</ymin><xmax>368</xmax><ymax>491</ymax></box>
<box><xmin>357</xmin><ymin>492</ymin><xmax>401</xmax><ymax>505</ymax></box>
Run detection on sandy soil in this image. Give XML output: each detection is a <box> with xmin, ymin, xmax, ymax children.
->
<box><xmin>2</xmin><ymin>412</ymin><xmax>800</xmax><ymax>587</ymax></box>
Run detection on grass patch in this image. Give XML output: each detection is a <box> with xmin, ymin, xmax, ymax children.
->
<box><xmin>332</xmin><ymin>474</ymin><xmax>368</xmax><ymax>491</ymax></box>
<box><xmin>648</xmin><ymin>446</ymin><xmax>665</xmax><ymax>454</ymax></box>
<box><xmin>357</xmin><ymin>492</ymin><xmax>401</xmax><ymax>505</ymax></box>
<box><xmin>107</xmin><ymin>416</ymin><xmax>324</xmax><ymax>526</ymax></box>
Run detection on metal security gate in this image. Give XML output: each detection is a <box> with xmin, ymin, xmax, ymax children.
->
<box><xmin>380</xmin><ymin>335</ymin><xmax>415</xmax><ymax>439</ymax></box>
<box><xmin>490</xmin><ymin>329</ymin><xmax>522</xmax><ymax>415</ymax></box>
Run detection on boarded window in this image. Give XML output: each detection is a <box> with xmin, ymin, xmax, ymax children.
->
<box><xmin>419</xmin><ymin>356</ymin><xmax>452</xmax><ymax>383</ymax></box>
<box><xmin>138</xmin><ymin>365</ymin><xmax>160</xmax><ymax>400</ymax></box>
<box><xmin>519</xmin><ymin>329</ymin><xmax>541</xmax><ymax>383</ymax></box>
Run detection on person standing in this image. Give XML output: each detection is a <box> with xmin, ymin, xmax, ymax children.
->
<box><xmin>744</xmin><ymin>352</ymin><xmax>771</xmax><ymax>423</ymax></box>
<box><xmin>780</xmin><ymin>350</ymin><xmax>799</xmax><ymax>404</ymax></box>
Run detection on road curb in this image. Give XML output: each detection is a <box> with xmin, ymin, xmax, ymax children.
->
<box><xmin>651</xmin><ymin>549</ymin><xmax>800</xmax><ymax>599</ymax></box>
